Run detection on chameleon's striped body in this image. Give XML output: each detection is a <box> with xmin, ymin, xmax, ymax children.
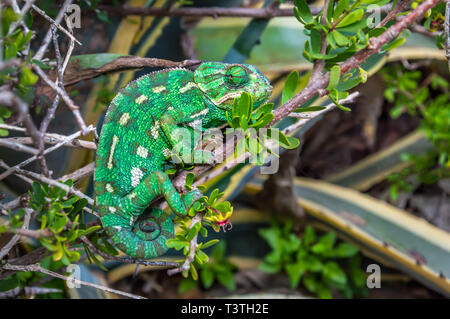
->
<box><xmin>94</xmin><ymin>62</ymin><xmax>271</xmax><ymax>259</ymax></box>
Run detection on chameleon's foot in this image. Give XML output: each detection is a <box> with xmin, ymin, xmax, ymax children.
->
<box><xmin>183</xmin><ymin>189</ymin><xmax>203</xmax><ymax>209</ymax></box>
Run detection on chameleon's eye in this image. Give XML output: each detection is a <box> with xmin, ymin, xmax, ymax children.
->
<box><xmin>224</xmin><ymin>65</ymin><xmax>249</xmax><ymax>88</ymax></box>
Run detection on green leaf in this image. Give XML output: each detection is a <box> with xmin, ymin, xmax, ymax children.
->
<box><xmin>382</xmin><ymin>37</ymin><xmax>406</xmax><ymax>52</ymax></box>
<box><xmin>293</xmin><ymin>106</ymin><xmax>326</xmax><ymax>113</ymax></box>
<box><xmin>185</xmin><ymin>172</ymin><xmax>195</xmax><ymax>188</ymax></box>
<box><xmin>79</xmin><ymin>225</ymin><xmax>101</xmax><ymax>237</ymax></box>
<box><xmin>259</xmin><ymin>261</ymin><xmax>281</xmax><ymax>274</ymax></box>
<box><xmin>316</xmin><ymin>283</ymin><xmax>333</xmax><ymax>299</ymax></box>
<box><xmin>178</xmin><ymin>278</ymin><xmax>197</xmax><ymax>294</ymax></box>
<box><xmin>311</xmin><ymin>232</ymin><xmax>337</xmax><ymax>255</ymax></box>
<box><xmin>335</xmin><ymin>242</ymin><xmax>359</xmax><ymax>258</ymax></box>
<box><xmin>212</xmin><ymin>241</ymin><xmax>226</xmax><ymax>260</ymax></box>
<box><xmin>285</xmin><ymin>262</ymin><xmax>306</xmax><ymax>288</ymax></box>
<box><xmin>199</xmin><ymin>239</ymin><xmax>219</xmax><ymax>250</ymax></box>
<box><xmin>336</xmin><ymin>9</ymin><xmax>364</xmax><ymax>28</ymax></box>
<box><xmin>195</xmin><ymin>249</ymin><xmax>209</xmax><ymax>264</ymax></box>
<box><xmin>31</xmin><ymin>59</ymin><xmax>52</xmax><ymax>70</ymax></box>
<box><xmin>302</xmin><ymin>254</ymin><xmax>323</xmax><ymax>272</ymax></box>
<box><xmin>294</xmin><ymin>0</ymin><xmax>313</xmax><ymax>24</ymax></box>
<box><xmin>216</xmin><ymin>270</ymin><xmax>236</xmax><ymax>291</ymax></box>
<box><xmin>368</xmin><ymin>27</ymin><xmax>386</xmax><ymax>38</ymax></box>
<box><xmin>0</xmin><ymin>276</ymin><xmax>19</xmax><ymax>292</ymax></box>
<box><xmin>19</xmin><ymin>67</ymin><xmax>39</xmax><ymax>86</ymax></box>
<box><xmin>252</xmin><ymin>103</ymin><xmax>274</xmax><ymax>121</ymax></box>
<box><xmin>331</xmin><ymin>30</ymin><xmax>349</xmax><ymax>46</ymax></box>
<box><xmin>303</xmin><ymin>226</ymin><xmax>316</xmax><ymax>247</ymax></box>
<box><xmin>323</xmin><ymin>261</ymin><xmax>347</xmax><ymax>285</ymax></box>
<box><xmin>200</xmin><ymin>267</ymin><xmax>215</xmax><ymax>289</ymax></box>
<box><xmin>333</xmin><ymin>0</ymin><xmax>350</xmax><ymax>20</ymax></box>
<box><xmin>259</xmin><ymin>227</ymin><xmax>281</xmax><ymax>250</ymax></box>
<box><xmin>190</xmin><ymin>264</ymin><xmax>198</xmax><ymax>280</ymax></box>
<box><xmin>186</xmin><ymin>222</ymin><xmax>202</xmax><ymax>242</ymax></box>
<box><xmin>166</xmin><ymin>239</ymin><xmax>188</xmax><ymax>250</ymax></box>
<box><xmin>282</xmin><ymin>70</ymin><xmax>299</xmax><ymax>105</ymax></box>
<box><xmin>327</xmin><ymin>65</ymin><xmax>341</xmax><ymax>91</ymax></box>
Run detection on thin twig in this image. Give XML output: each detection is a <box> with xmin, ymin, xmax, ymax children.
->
<box><xmin>32</xmin><ymin>64</ymin><xmax>89</xmax><ymax>134</ymax></box>
<box><xmin>1</xmin><ymin>263</ymin><xmax>146</xmax><ymax>299</ymax></box>
<box><xmin>31</xmin><ymin>4</ymin><xmax>81</xmax><ymax>45</ymax></box>
<box><xmin>0</xmin><ymin>286</ymin><xmax>62</xmax><ymax>298</ymax></box>
<box><xmin>0</xmin><ymin>208</ymin><xmax>31</xmax><ymax>260</ymax></box>
<box><xmin>0</xmin><ymin>126</ymin><xmax>95</xmax><ymax>182</ymax></box>
<box><xmin>33</xmin><ymin>0</ymin><xmax>73</xmax><ymax>61</ymax></box>
<box><xmin>0</xmin><ymin>159</ymin><xmax>94</xmax><ymax>206</ymax></box>
<box><xmin>0</xmin><ymin>89</ymin><xmax>49</xmax><ymax>175</ymax></box>
<box><xmin>0</xmin><ymin>124</ymin><xmax>97</xmax><ymax>150</ymax></box>
<box><xmin>167</xmin><ymin>213</ymin><xmax>202</xmax><ymax>276</ymax></box>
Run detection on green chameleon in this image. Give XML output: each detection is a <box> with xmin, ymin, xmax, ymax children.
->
<box><xmin>94</xmin><ymin>62</ymin><xmax>272</xmax><ymax>259</ymax></box>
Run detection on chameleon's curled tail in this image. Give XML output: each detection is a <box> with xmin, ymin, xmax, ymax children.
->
<box><xmin>101</xmin><ymin>208</ymin><xmax>174</xmax><ymax>259</ymax></box>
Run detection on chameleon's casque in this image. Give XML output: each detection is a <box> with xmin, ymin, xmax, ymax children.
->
<box><xmin>94</xmin><ymin>62</ymin><xmax>272</xmax><ymax>259</ymax></box>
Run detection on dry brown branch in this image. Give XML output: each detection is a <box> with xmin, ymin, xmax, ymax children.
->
<box><xmin>60</xmin><ymin>56</ymin><xmax>202</xmax><ymax>87</ymax></box>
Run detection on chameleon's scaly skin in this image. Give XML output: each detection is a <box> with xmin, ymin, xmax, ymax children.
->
<box><xmin>94</xmin><ymin>62</ymin><xmax>272</xmax><ymax>259</ymax></box>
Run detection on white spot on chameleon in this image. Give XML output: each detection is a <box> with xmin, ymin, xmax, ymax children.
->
<box><xmin>129</xmin><ymin>193</ymin><xmax>136</xmax><ymax>199</ymax></box>
<box><xmin>162</xmin><ymin>148</ymin><xmax>171</xmax><ymax>157</ymax></box>
<box><xmin>188</xmin><ymin>119</ymin><xmax>201</xmax><ymax>129</ymax></box>
<box><xmin>137</xmin><ymin>146</ymin><xmax>148</xmax><ymax>158</ymax></box>
<box><xmin>131</xmin><ymin>167</ymin><xmax>143</xmax><ymax>187</ymax></box>
<box><xmin>191</xmin><ymin>108</ymin><xmax>209</xmax><ymax>119</ymax></box>
<box><xmin>179</xmin><ymin>82</ymin><xmax>197</xmax><ymax>93</ymax></box>
<box><xmin>167</xmin><ymin>106</ymin><xmax>174</xmax><ymax>111</ymax></box>
<box><xmin>107</xmin><ymin>135</ymin><xmax>119</xmax><ymax>169</ymax></box>
<box><xmin>151</xmin><ymin>121</ymin><xmax>160</xmax><ymax>139</ymax></box>
<box><xmin>119</xmin><ymin>113</ymin><xmax>130</xmax><ymax>126</ymax></box>
<box><xmin>135</xmin><ymin>95</ymin><xmax>147</xmax><ymax>104</ymax></box>
<box><xmin>106</xmin><ymin>183</ymin><xmax>114</xmax><ymax>193</ymax></box>
<box><xmin>113</xmin><ymin>226</ymin><xmax>122</xmax><ymax>231</ymax></box>
<box><xmin>109</xmin><ymin>207</ymin><xmax>116</xmax><ymax>213</ymax></box>
<box><xmin>152</xmin><ymin>86</ymin><xmax>166</xmax><ymax>93</ymax></box>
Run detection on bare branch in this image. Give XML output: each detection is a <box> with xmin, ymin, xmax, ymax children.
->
<box><xmin>33</xmin><ymin>0</ymin><xmax>73</xmax><ymax>61</ymax></box>
<box><xmin>0</xmin><ymin>126</ymin><xmax>95</xmax><ymax>182</ymax></box>
<box><xmin>32</xmin><ymin>64</ymin><xmax>90</xmax><ymax>134</ymax></box>
<box><xmin>167</xmin><ymin>213</ymin><xmax>202</xmax><ymax>276</ymax></box>
<box><xmin>0</xmin><ymin>208</ymin><xmax>31</xmax><ymax>260</ymax></box>
<box><xmin>31</xmin><ymin>4</ymin><xmax>81</xmax><ymax>45</ymax></box>
<box><xmin>1</xmin><ymin>263</ymin><xmax>146</xmax><ymax>299</ymax></box>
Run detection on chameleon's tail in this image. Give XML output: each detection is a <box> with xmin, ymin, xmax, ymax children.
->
<box><xmin>101</xmin><ymin>208</ymin><xmax>174</xmax><ymax>259</ymax></box>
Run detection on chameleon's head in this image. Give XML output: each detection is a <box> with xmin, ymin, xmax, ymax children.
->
<box><xmin>194</xmin><ymin>62</ymin><xmax>272</xmax><ymax>110</ymax></box>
